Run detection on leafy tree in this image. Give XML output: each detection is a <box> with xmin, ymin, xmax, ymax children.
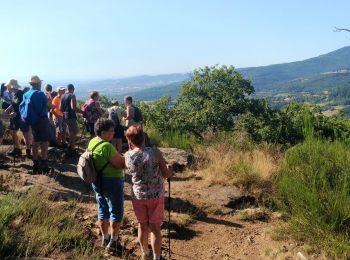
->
<box><xmin>139</xmin><ymin>96</ymin><xmax>175</xmax><ymax>133</ymax></box>
<box><xmin>174</xmin><ymin>65</ymin><xmax>254</xmax><ymax>136</ymax></box>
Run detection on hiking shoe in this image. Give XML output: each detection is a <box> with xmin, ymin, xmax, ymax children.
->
<box><xmin>106</xmin><ymin>239</ymin><xmax>122</xmax><ymax>255</ymax></box>
<box><xmin>32</xmin><ymin>161</ymin><xmax>41</xmax><ymax>175</ymax></box>
<box><xmin>41</xmin><ymin>160</ymin><xmax>50</xmax><ymax>174</ymax></box>
<box><xmin>8</xmin><ymin>148</ymin><xmax>22</xmax><ymax>157</ymax></box>
<box><xmin>26</xmin><ymin>148</ymin><xmax>32</xmax><ymax>158</ymax></box>
<box><xmin>101</xmin><ymin>238</ymin><xmax>110</xmax><ymax>248</ymax></box>
<box><xmin>106</xmin><ymin>239</ymin><xmax>117</xmax><ymax>253</ymax></box>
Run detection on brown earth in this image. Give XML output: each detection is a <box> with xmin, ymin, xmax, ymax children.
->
<box><xmin>0</xmin><ymin>144</ymin><xmax>325</xmax><ymax>260</ymax></box>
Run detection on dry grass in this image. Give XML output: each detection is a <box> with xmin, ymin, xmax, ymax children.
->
<box><xmin>194</xmin><ymin>132</ymin><xmax>281</xmax><ymax>191</ymax></box>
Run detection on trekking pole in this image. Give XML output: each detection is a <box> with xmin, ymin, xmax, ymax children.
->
<box><xmin>167</xmin><ymin>177</ymin><xmax>171</xmax><ymax>259</ymax></box>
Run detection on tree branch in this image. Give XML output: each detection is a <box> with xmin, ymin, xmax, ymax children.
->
<box><xmin>334</xmin><ymin>27</ymin><xmax>350</xmax><ymax>33</ymax></box>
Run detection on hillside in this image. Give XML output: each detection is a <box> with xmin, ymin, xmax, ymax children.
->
<box><xmin>239</xmin><ymin>45</ymin><xmax>350</xmax><ymax>92</ymax></box>
<box><xmin>73</xmin><ymin>46</ymin><xmax>350</xmax><ymax>103</ymax></box>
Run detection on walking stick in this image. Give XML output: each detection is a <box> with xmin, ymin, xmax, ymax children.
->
<box><xmin>167</xmin><ymin>177</ymin><xmax>171</xmax><ymax>259</ymax></box>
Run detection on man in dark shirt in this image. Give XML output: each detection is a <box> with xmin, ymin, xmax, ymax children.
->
<box><xmin>60</xmin><ymin>83</ymin><xmax>79</xmax><ymax>155</ymax></box>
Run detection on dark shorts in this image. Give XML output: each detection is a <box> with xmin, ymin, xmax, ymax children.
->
<box><xmin>114</xmin><ymin>125</ymin><xmax>124</xmax><ymax>139</ymax></box>
<box><xmin>9</xmin><ymin>118</ymin><xmax>30</xmax><ymax>133</ymax></box>
<box><xmin>63</xmin><ymin>118</ymin><xmax>79</xmax><ymax>134</ymax></box>
<box><xmin>92</xmin><ymin>177</ymin><xmax>124</xmax><ymax>223</ymax></box>
<box><xmin>32</xmin><ymin>118</ymin><xmax>50</xmax><ymax>142</ymax></box>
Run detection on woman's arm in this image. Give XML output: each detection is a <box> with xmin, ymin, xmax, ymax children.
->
<box><xmin>110</xmin><ymin>153</ymin><xmax>126</xmax><ymax>169</ymax></box>
<box><xmin>125</xmin><ymin>105</ymin><xmax>132</xmax><ymax>120</ymax></box>
<box><xmin>155</xmin><ymin>147</ymin><xmax>173</xmax><ymax>178</ymax></box>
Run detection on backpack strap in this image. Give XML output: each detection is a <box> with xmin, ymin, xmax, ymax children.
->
<box><xmin>91</xmin><ymin>140</ymin><xmax>106</xmax><ymax>152</ymax></box>
<box><xmin>90</xmin><ymin>140</ymin><xmax>110</xmax><ymax>173</ymax></box>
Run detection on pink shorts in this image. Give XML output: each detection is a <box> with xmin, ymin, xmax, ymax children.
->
<box><xmin>132</xmin><ymin>197</ymin><xmax>164</xmax><ymax>224</ymax></box>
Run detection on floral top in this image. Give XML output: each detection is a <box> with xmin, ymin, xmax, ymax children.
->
<box><xmin>126</xmin><ymin>147</ymin><xmax>165</xmax><ymax>200</ymax></box>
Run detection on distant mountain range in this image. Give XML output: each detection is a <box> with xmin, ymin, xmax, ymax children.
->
<box><xmin>75</xmin><ymin>45</ymin><xmax>350</xmax><ymax>101</ymax></box>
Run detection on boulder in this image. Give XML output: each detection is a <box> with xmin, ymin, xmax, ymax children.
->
<box><xmin>159</xmin><ymin>148</ymin><xmax>196</xmax><ymax>172</ymax></box>
<box><xmin>198</xmin><ymin>185</ymin><xmax>257</xmax><ymax>214</ymax></box>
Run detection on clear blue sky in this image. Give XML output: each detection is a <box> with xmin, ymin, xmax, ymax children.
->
<box><xmin>1</xmin><ymin>0</ymin><xmax>349</xmax><ymax>81</ymax></box>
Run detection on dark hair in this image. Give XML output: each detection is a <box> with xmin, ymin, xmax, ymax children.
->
<box><xmin>94</xmin><ymin>118</ymin><xmax>115</xmax><ymax>136</ymax></box>
<box><xmin>30</xmin><ymin>82</ymin><xmax>41</xmax><ymax>89</ymax></box>
<box><xmin>22</xmin><ymin>86</ymin><xmax>30</xmax><ymax>93</ymax></box>
<box><xmin>45</xmin><ymin>84</ymin><xmax>52</xmax><ymax>92</ymax></box>
<box><xmin>125</xmin><ymin>125</ymin><xmax>145</xmax><ymax>147</ymax></box>
<box><xmin>90</xmin><ymin>91</ymin><xmax>99</xmax><ymax>99</ymax></box>
<box><xmin>51</xmin><ymin>91</ymin><xmax>58</xmax><ymax>99</ymax></box>
<box><xmin>67</xmin><ymin>84</ymin><xmax>75</xmax><ymax>91</ymax></box>
<box><xmin>124</xmin><ymin>96</ymin><xmax>132</xmax><ymax>103</ymax></box>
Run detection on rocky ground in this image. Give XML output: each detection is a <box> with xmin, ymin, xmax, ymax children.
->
<box><xmin>0</xmin><ymin>144</ymin><xmax>325</xmax><ymax>260</ymax></box>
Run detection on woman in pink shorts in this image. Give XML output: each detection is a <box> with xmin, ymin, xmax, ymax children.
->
<box><xmin>125</xmin><ymin>125</ymin><xmax>173</xmax><ymax>260</ymax></box>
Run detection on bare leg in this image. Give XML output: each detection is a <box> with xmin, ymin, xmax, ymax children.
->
<box><xmin>40</xmin><ymin>141</ymin><xmax>49</xmax><ymax>160</ymax></box>
<box><xmin>11</xmin><ymin>130</ymin><xmax>20</xmax><ymax>149</ymax></box>
<box><xmin>110</xmin><ymin>221</ymin><xmax>121</xmax><ymax>240</ymax></box>
<box><xmin>23</xmin><ymin>130</ymin><xmax>32</xmax><ymax>149</ymax></box>
<box><xmin>98</xmin><ymin>219</ymin><xmax>110</xmax><ymax>238</ymax></box>
<box><xmin>32</xmin><ymin>142</ymin><xmax>40</xmax><ymax>160</ymax></box>
<box><xmin>139</xmin><ymin>222</ymin><xmax>150</xmax><ymax>255</ymax></box>
<box><xmin>70</xmin><ymin>131</ymin><xmax>78</xmax><ymax>150</ymax></box>
<box><xmin>149</xmin><ymin>222</ymin><xmax>162</xmax><ymax>258</ymax></box>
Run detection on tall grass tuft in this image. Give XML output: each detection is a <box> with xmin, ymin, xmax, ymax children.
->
<box><xmin>0</xmin><ymin>188</ymin><xmax>99</xmax><ymax>258</ymax></box>
<box><xmin>195</xmin><ymin>131</ymin><xmax>279</xmax><ymax>190</ymax></box>
<box><xmin>277</xmin><ymin>133</ymin><xmax>350</xmax><ymax>258</ymax></box>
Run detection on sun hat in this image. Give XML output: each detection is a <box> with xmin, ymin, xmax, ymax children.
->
<box><xmin>57</xmin><ymin>86</ymin><xmax>66</xmax><ymax>92</ymax></box>
<box><xmin>5</xmin><ymin>79</ymin><xmax>20</xmax><ymax>89</ymax></box>
<box><xmin>29</xmin><ymin>75</ymin><xmax>42</xmax><ymax>84</ymax></box>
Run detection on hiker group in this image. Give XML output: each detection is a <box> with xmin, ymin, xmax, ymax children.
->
<box><xmin>0</xmin><ymin>75</ymin><xmax>173</xmax><ymax>260</ymax></box>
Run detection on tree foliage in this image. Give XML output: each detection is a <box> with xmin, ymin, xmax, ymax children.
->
<box><xmin>174</xmin><ymin>65</ymin><xmax>254</xmax><ymax>135</ymax></box>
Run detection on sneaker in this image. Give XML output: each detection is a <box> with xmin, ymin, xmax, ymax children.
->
<box><xmin>32</xmin><ymin>161</ymin><xmax>41</xmax><ymax>175</ymax></box>
<box><xmin>106</xmin><ymin>239</ymin><xmax>122</xmax><ymax>255</ymax></box>
<box><xmin>106</xmin><ymin>239</ymin><xmax>117</xmax><ymax>253</ymax></box>
<box><xmin>101</xmin><ymin>238</ymin><xmax>110</xmax><ymax>248</ymax></box>
<box><xmin>8</xmin><ymin>148</ymin><xmax>22</xmax><ymax>157</ymax></box>
<box><xmin>41</xmin><ymin>160</ymin><xmax>50</xmax><ymax>174</ymax></box>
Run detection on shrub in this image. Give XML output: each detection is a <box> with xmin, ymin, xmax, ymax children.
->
<box><xmin>276</xmin><ymin>137</ymin><xmax>350</xmax><ymax>258</ymax></box>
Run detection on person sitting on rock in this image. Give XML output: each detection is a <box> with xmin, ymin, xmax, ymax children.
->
<box><xmin>88</xmin><ymin>118</ymin><xmax>125</xmax><ymax>253</ymax></box>
<box><xmin>125</xmin><ymin>125</ymin><xmax>173</xmax><ymax>260</ymax></box>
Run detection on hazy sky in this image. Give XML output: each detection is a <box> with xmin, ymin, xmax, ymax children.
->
<box><xmin>1</xmin><ymin>0</ymin><xmax>350</xmax><ymax>81</ymax></box>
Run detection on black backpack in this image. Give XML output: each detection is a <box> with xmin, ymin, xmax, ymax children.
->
<box><xmin>132</xmin><ymin>105</ymin><xmax>143</xmax><ymax>123</ymax></box>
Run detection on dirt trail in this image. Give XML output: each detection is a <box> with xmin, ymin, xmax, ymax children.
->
<box><xmin>0</xmin><ymin>146</ymin><xmax>320</xmax><ymax>260</ymax></box>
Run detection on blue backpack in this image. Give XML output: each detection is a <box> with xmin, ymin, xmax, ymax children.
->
<box><xmin>19</xmin><ymin>90</ymin><xmax>40</xmax><ymax>126</ymax></box>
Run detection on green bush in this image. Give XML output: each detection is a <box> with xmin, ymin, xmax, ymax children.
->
<box><xmin>276</xmin><ymin>136</ymin><xmax>350</xmax><ymax>258</ymax></box>
<box><xmin>144</xmin><ymin>126</ymin><xmax>194</xmax><ymax>151</ymax></box>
